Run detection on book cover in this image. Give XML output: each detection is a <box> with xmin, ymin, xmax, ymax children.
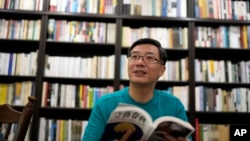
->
<box><xmin>101</xmin><ymin>103</ymin><xmax>151</xmax><ymax>140</ymax></box>
<box><xmin>101</xmin><ymin>103</ymin><xmax>195</xmax><ymax>141</ymax></box>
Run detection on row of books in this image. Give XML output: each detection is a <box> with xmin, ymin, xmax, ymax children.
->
<box><xmin>165</xmin><ymin>86</ymin><xmax>189</xmax><ymax>111</ymax></box>
<box><xmin>1</xmin><ymin>0</ymin><xmax>249</xmax><ymax>21</ymax></box>
<box><xmin>47</xmin><ymin>19</ymin><xmax>116</xmax><ymax>43</ymax></box>
<box><xmin>0</xmin><ymin>81</ymin><xmax>188</xmax><ymax>110</ymax></box>
<box><xmin>0</xmin><ymin>81</ymin><xmax>35</xmax><ymax>105</ymax></box>
<box><xmin>195</xmin><ymin>120</ymin><xmax>230</xmax><ymax>141</ymax></box>
<box><xmin>3</xmin><ymin>19</ymin><xmax>250</xmax><ymax>49</ymax></box>
<box><xmin>195</xmin><ymin>0</ymin><xmax>250</xmax><ymax>20</ymax></box>
<box><xmin>41</xmin><ymin>82</ymin><xmax>114</xmax><ymax>108</ymax></box>
<box><xmin>0</xmin><ymin>52</ymin><xmax>38</xmax><ymax>76</ymax></box>
<box><xmin>0</xmin><ymin>19</ymin><xmax>41</xmax><ymax>40</ymax></box>
<box><xmin>195</xmin><ymin>86</ymin><xmax>250</xmax><ymax>112</ymax></box>
<box><xmin>195</xmin><ymin>59</ymin><xmax>250</xmax><ymax>83</ymax></box>
<box><xmin>49</xmin><ymin>0</ymin><xmax>117</xmax><ymax>14</ymax></box>
<box><xmin>160</xmin><ymin>58</ymin><xmax>189</xmax><ymax>81</ymax></box>
<box><xmin>195</xmin><ymin>26</ymin><xmax>250</xmax><ymax>49</ymax></box>
<box><xmin>41</xmin><ymin>81</ymin><xmax>191</xmax><ymax>110</ymax></box>
<box><xmin>39</xmin><ymin>118</ymin><xmax>88</xmax><ymax>141</ymax></box>
<box><xmin>45</xmin><ymin>55</ymin><xmax>115</xmax><ymax>79</ymax></box>
<box><xmin>0</xmin><ymin>51</ymin><xmax>187</xmax><ymax>81</ymax></box>
<box><xmin>3</xmin><ymin>18</ymin><xmax>250</xmax><ymax>49</ymax></box>
<box><xmin>0</xmin><ymin>81</ymin><xmax>113</xmax><ymax>108</ymax></box>
<box><xmin>122</xmin><ymin>0</ymin><xmax>187</xmax><ymax>17</ymax></box>
<box><xmin>0</xmin><ymin>0</ymin><xmax>43</xmax><ymax>11</ymax></box>
<box><xmin>122</xmin><ymin>26</ymin><xmax>188</xmax><ymax>49</ymax></box>
<box><xmin>120</xmin><ymin>55</ymin><xmax>189</xmax><ymax>81</ymax></box>
<box><xmin>3</xmin><ymin>80</ymin><xmax>250</xmax><ymax>113</ymax></box>
<box><xmin>1</xmin><ymin>51</ymin><xmax>249</xmax><ymax>84</ymax></box>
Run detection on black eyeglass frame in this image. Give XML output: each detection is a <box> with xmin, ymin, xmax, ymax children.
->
<box><xmin>128</xmin><ymin>55</ymin><xmax>164</xmax><ymax>65</ymax></box>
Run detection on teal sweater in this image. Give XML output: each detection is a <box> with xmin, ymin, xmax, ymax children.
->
<box><xmin>82</xmin><ymin>87</ymin><xmax>191</xmax><ymax>141</ymax></box>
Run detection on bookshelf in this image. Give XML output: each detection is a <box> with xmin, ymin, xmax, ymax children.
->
<box><xmin>0</xmin><ymin>0</ymin><xmax>250</xmax><ymax>141</ymax></box>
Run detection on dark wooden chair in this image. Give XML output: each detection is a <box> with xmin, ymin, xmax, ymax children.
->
<box><xmin>0</xmin><ymin>96</ymin><xmax>36</xmax><ymax>141</ymax></box>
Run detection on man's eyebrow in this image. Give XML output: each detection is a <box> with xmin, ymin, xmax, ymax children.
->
<box><xmin>131</xmin><ymin>51</ymin><xmax>155</xmax><ymax>55</ymax></box>
<box><xmin>131</xmin><ymin>51</ymin><xmax>140</xmax><ymax>54</ymax></box>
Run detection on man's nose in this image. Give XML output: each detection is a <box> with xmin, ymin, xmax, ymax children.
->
<box><xmin>136</xmin><ymin>57</ymin><xmax>145</xmax><ymax>65</ymax></box>
<box><xmin>138</xmin><ymin>56</ymin><xmax>144</xmax><ymax>61</ymax></box>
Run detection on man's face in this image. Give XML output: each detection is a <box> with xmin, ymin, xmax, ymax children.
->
<box><xmin>128</xmin><ymin>44</ymin><xmax>165</xmax><ymax>85</ymax></box>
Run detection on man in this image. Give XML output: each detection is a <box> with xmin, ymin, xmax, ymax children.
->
<box><xmin>82</xmin><ymin>38</ymin><xmax>191</xmax><ymax>141</ymax></box>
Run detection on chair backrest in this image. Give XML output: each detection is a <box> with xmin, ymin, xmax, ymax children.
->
<box><xmin>0</xmin><ymin>96</ymin><xmax>36</xmax><ymax>141</ymax></box>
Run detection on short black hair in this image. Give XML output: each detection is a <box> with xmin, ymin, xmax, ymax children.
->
<box><xmin>127</xmin><ymin>38</ymin><xmax>167</xmax><ymax>65</ymax></box>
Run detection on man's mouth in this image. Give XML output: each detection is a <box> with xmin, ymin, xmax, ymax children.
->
<box><xmin>134</xmin><ymin>70</ymin><xmax>147</xmax><ymax>74</ymax></box>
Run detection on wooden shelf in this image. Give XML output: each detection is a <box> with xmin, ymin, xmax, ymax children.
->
<box><xmin>193</xmin><ymin>18</ymin><xmax>250</xmax><ymax>26</ymax></box>
<box><xmin>40</xmin><ymin>107</ymin><xmax>91</xmax><ymax>120</ymax></box>
<box><xmin>121</xmin><ymin>16</ymin><xmax>190</xmax><ymax>27</ymax></box>
<box><xmin>46</xmin><ymin>12</ymin><xmax>117</xmax><ymax>22</ymax></box>
<box><xmin>195</xmin><ymin>47</ymin><xmax>250</xmax><ymax>61</ymax></box>
<box><xmin>0</xmin><ymin>39</ymin><xmax>39</xmax><ymax>53</ymax></box>
<box><xmin>195</xmin><ymin>81</ymin><xmax>250</xmax><ymax>89</ymax></box>
<box><xmin>0</xmin><ymin>75</ymin><xmax>36</xmax><ymax>83</ymax></box>
<box><xmin>0</xmin><ymin>9</ymin><xmax>44</xmax><ymax>19</ymax></box>
<box><xmin>46</xmin><ymin>41</ymin><xmax>115</xmax><ymax>56</ymax></box>
<box><xmin>196</xmin><ymin>112</ymin><xmax>250</xmax><ymax>124</ymax></box>
<box><xmin>43</xmin><ymin>77</ymin><xmax>114</xmax><ymax>87</ymax></box>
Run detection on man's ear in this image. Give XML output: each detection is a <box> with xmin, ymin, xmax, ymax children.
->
<box><xmin>159</xmin><ymin>65</ymin><xmax>166</xmax><ymax>77</ymax></box>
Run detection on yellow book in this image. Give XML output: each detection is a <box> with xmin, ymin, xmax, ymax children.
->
<box><xmin>88</xmin><ymin>87</ymin><xmax>93</xmax><ymax>108</ymax></box>
<box><xmin>22</xmin><ymin>20</ymin><xmax>28</xmax><ymax>40</ymax></box>
<box><xmin>0</xmin><ymin>84</ymin><xmax>8</xmax><ymax>104</ymax></box>
<box><xmin>242</xmin><ymin>26</ymin><xmax>248</xmax><ymax>49</ymax></box>
<box><xmin>60</xmin><ymin>120</ymin><xmax>64</xmax><ymax>141</ymax></box>
<box><xmin>222</xmin><ymin>90</ymin><xmax>228</xmax><ymax>111</ymax></box>
<box><xmin>208</xmin><ymin>60</ymin><xmax>215</xmax><ymax>82</ymax></box>
<box><xmin>201</xmin><ymin>0</ymin><xmax>207</xmax><ymax>18</ymax></box>
<box><xmin>15</xmin><ymin>82</ymin><xmax>22</xmax><ymax>105</ymax></box>
<box><xmin>168</xmin><ymin>28</ymin><xmax>173</xmax><ymax>48</ymax></box>
<box><xmin>99</xmin><ymin>0</ymin><xmax>105</xmax><ymax>14</ymax></box>
<box><xmin>78</xmin><ymin>85</ymin><xmax>83</xmax><ymax>108</ymax></box>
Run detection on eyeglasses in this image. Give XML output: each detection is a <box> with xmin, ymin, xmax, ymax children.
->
<box><xmin>128</xmin><ymin>54</ymin><xmax>162</xmax><ymax>64</ymax></box>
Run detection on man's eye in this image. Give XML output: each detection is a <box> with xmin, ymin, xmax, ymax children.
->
<box><xmin>146</xmin><ymin>56</ymin><xmax>154</xmax><ymax>60</ymax></box>
<box><xmin>131</xmin><ymin>55</ymin><xmax>138</xmax><ymax>59</ymax></box>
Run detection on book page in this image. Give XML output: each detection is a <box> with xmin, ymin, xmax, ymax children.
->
<box><xmin>146</xmin><ymin>116</ymin><xmax>194</xmax><ymax>140</ymax></box>
<box><xmin>101</xmin><ymin>104</ymin><xmax>153</xmax><ymax>140</ymax></box>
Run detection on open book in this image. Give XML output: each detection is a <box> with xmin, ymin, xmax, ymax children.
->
<box><xmin>101</xmin><ymin>103</ymin><xmax>195</xmax><ymax>141</ymax></box>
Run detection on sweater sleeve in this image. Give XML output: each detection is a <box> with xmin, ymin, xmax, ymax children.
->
<box><xmin>175</xmin><ymin>99</ymin><xmax>189</xmax><ymax>121</ymax></box>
